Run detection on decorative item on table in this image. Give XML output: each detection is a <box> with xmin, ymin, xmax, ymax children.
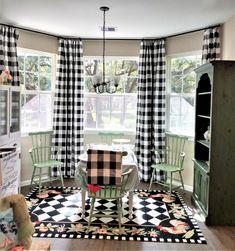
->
<box><xmin>203</xmin><ymin>126</ymin><xmax>210</xmax><ymax>141</ymax></box>
<box><xmin>0</xmin><ymin>68</ymin><xmax>12</xmax><ymax>85</ymax></box>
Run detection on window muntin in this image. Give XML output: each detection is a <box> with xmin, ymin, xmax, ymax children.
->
<box><xmin>84</xmin><ymin>58</ymin><xmax>138</xmax><ymax>131</ymax></box>
<box><xmin>167</xmin><ymin>53</ymin><xmax>201</xmax><ymax>137</ymax></box>
<box><xmin>18</xmin><ymin>49</ymin><xmax>55</xmax><ymax>134</ymax></box>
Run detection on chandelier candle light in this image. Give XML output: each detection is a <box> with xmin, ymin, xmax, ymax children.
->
<box><xmin>93</xmin><ymin>6</ymin><xmax>119</xmax><ymax>94</ymax></box>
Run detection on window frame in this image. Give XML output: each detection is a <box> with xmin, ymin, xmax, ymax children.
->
<box><xmin>18</xmin><ymin>47</ymin><xmax>56</xmax><ymax>136</ymax></box>
<box><xmin>166</xmin><ymin>50</ymin><xmax>202</xmax><ymax>139</ymax></box>
<box><xmin>83</xmin><ymin>56</ymin><xmax>138</xmax><ymax>135</ymax></box>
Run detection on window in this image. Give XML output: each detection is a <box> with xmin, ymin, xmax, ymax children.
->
<box><xmin>167</xmin><ymin>53</ymin><xmax>201</xmax><ymax>137</ymax></box>
<box><xmin>18</xmin><ymin>49</ymin><xmax>55</xmax><ymax>134</ymax></box>
<box><xmin>84</xmin><ymin>57</ymin><xmax>138</xmax><ymax>132</ymax></box>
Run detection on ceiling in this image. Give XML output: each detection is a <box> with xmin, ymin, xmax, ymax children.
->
<box><xmin>0</xmin><ymin>0</ymin><xmax>235</xmax><ymax>39</ymax></box>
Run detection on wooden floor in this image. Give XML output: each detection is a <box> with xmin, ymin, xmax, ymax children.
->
<box><xmin>21</xmin><ymin>179</ymin><xmax>235</xmax><ymax>251</ymax></box>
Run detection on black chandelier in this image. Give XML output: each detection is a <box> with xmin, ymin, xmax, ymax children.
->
<box><xmin>93</xmin><ymin>6</ymin><xmax>119</xmax><ymax>94</ymax></box>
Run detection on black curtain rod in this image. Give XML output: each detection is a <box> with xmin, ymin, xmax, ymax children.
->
<box><xmin>0</xmin><ymin>22</ymin><xmax>221</xmax><ymax>41</ymax></box>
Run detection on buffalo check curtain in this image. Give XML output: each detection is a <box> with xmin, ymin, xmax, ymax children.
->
<box><xmin>87</xmin><ymin>149</ymin><xmax>122</xmax><ymax>186</ymax></box>
<box><xmin>202</xmin><ymin>26</ymin><xmax>220</xmax><ymax>64</ymax></box>
<box><xmin>0</xmin><ymin>26</ymin><xmax>19</xmax><ymax>86</ymax></box>
<box><xmin>135</xmin><ymin>40</ymin><xmax>166</xmax><ymax>182</ymax></box>
<box><xmin>53</xmin><ymin>38</ymin><xmax>84</xmax><ymax>178</ymax></box>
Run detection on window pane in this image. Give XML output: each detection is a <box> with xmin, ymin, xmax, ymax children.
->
<box><xmin>18</xmin><ymin>55</ymin><xmax>24</xmax><ymax>71</ymax></box>
<box><xmin>183</xmin><ymin>72</ymin><xmax>196</xmax><ymax>93</ymax></box>
<box><xmin>39</xmin><ymin>73</ymin><xmax>51</xmax><ymax>91</ymax></box>
<box><xmin>39</xmin><ymin>94</ymin><xmax>52</xmax><ymax>112</ymax></box>
<box><xmin>25</xmin><ymin>54</ymin><xmax>38</xmax><ymax>72</ymax></box>
<box><xmin>169</xmin><ymin>96</ymin><xmax>194</xmax><ymax>136</ymax></box>
<box><xmin>84</xmin><ymin>96</ymin><xmax>97</xmax><ymax>128</ymax></box>
<box><xmin>39</xmin><ymin>112</ymin><xmax>52</xmax><ymax>130</ymax></box>
<box><xmin>126</xmin><ymin>77</ymin><xmax>137</xmax><ymax>93</ymax></box>
<box><xmin>39</xmin><ymin>56</ymin><xmax>51</xmax><ymax>74</ymax></box>
<box><xmin>85</xmin><ymin>77</ymin><xmax>95</xmax><ymax>93</ymax></box>
<box><xmin>25</xmin><ymin>72</ymin><xmax>38</xmax><ymax>90</ymax></box>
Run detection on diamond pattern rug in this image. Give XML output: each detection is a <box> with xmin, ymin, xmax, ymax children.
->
<box><xmin>25</xmin><ymin>186</ymin><xmax>206</xmax><ymax>244</ymax></box>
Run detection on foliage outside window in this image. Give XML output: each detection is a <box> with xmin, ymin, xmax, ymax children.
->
<box><xmin>84</xmin><ymin>58</ymin><xmax>138</xmax><ymax>131</ymax></box>
<box><xmin>18</xmin><ymin>49</ymin><xmax>55</xmax><ymax>134</ymax></box>
<box><xmin>167</xmin><ymin>53</ymin><xmax>201</xmax><ymax>137</ymax></box>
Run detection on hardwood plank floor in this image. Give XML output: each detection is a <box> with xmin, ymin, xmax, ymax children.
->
<box><xmin>21</xmin><ymin>179</ymin><xmax>235</xmax><ymax>251</ymax></box>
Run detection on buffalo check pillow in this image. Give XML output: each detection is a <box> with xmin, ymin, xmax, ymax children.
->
<box><xmin>87</xmin><ymin>149</ymin><xmax>122</xmax><ymax>186</ymax></box>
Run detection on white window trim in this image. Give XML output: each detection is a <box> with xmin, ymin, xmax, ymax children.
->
<box><xmin>166</xmin><ymin>50</ymin><xmax>202</xmax><ymax>140</ymax></box>
<box><xmin>18</xmin><ymin>47</ymin><xmax>56</xmax><ymax>137</ymax></box>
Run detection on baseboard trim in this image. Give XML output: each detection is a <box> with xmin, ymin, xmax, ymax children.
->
<box><xmin>20</xmin><ymin>179</ymin><xmax>193</xmax><ymax>192</ymax></box>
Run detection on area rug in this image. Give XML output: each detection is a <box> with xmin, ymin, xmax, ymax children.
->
<box><xmin>25</xmin><ymin>186</ymin><xmax>206</xmax><ymax>244</ymax></box>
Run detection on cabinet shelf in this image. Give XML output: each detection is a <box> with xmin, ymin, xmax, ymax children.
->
<box><xmin>197</xmin><ymin>115</ymin><xmax>210</xmax><ymax>119</ymax></box>
<box><xmin>198</xmin><ymin>92</ymin><xmax>211</xmax><ymax>95</ymax></box>
<box><xmin>197</xmin><ymin>140</ymin><xmax>210</xmax><ymax>148</ymax></box>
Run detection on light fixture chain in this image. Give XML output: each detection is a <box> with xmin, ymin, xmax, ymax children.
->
<box><xmin>102</xmin><ymin>8</ymin><xmax>106</xmax><ymax>84</ymax></box>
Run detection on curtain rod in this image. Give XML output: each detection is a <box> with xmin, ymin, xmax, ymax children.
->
<box><xmin>0</xmin><ymin>22</ymin><xmax>221</xmax><ymax>40</ymax></box>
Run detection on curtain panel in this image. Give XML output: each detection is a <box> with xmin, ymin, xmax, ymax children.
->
<box><xmin>53</xmin><ymin>38</ymin><xmax>84</xmax><ymax>178</ymax></box>
<box><xmin>202</xmin><ymin>26</ymin><xmax>220</xmax><ymax>64</ymax></box>
<box><xmin>135</xmin><ymin>39</ymin><xmax>166</xmax><ymax>182</ymax></box>
<box><xmin>0</xmin><ymin>26</ymin><xmax>20</xmax><ymax>86</ymax></box>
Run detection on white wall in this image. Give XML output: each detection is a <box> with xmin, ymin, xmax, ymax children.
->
<box><xmin>221</xmin><ymin>14</ymin><xmax>235</xmax><ymax>60</ymax></box>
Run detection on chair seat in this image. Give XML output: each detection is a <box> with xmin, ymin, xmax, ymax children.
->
<box><xmin>151</xmin><ymin>163</ymin><xmax>182</xmax><ymax>172</ymax></box>
<box><xmin>34</xmin><ymin>160</ymin><xmax>62</xmax><ymax>168</ymax></box>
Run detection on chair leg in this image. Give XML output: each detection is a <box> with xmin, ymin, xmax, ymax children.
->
<box><xmin>48</xmin><ymin>166</ymin><xmax>52</xmax><ymax>185</ymax></box>
<box><xmin>149</xmin><ymin>168</ymin><xmax>155</xmax><ymax>190</ymax></box>
<box><xmin>59</xmin><ymin>165</ymin><xmax>64</xmax><ymax>188</ymax></box>
<box><xmin>179</xmin><ymin>171</ymin><xmax>185</xmax><ymax>192</ymax></box>
<box><xmin>38</xmin><ymin>168</ymin><xmax>42</xmax><ymax>194</ymax></box>
<box><xmin>117</xmin><ymin>199</ymin><xmax>122</xmax><ymax>231</ymax></box>
<box><xmin>169</xmin><ymin>172</ymin><xmax>172</xmax><ymax>195</ymax></box>
<box><xmin>88</xmin><ymin>197</ymin><xmax>95</xmax><ymax>231</ymax></box>
<box><xmin>30</xmin><ymin>166</ymin><xmax>36</xmax><ymax>187</ymax></box>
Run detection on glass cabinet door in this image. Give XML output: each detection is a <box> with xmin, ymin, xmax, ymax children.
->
<box><xmin>0</xmin><ymin>89</ymin><xmax>9</xmax><ymax>137</ymax></box>
<box><xmin>10</xmin><ymin>90</ymin><xmax>21</xmax><ymax>133</ymax></box>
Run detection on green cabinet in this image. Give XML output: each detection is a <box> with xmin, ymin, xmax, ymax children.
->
<box><xmin>192</xmin><ymin>61</ymin><xmax>235</xmax><ymax>226</ymax></box>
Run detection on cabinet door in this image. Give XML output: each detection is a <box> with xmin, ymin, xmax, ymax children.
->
<box><xmin>193</xmin><ymin>166</ymin><xmax>201</xmax><ymax>200</ymax></box>
<box><xmin>10</xmin><ymin>89</ymin><xmax>21</xmax><ymax>133</ymax></box>
<box><xmin>0</xmin><ymin>88</ymin><xmax>9</xmax><ymax>141</ymax></box>
<box><xmin>200</xmin><ymin>173</ymin><xmax>209</xmax><ymax>214</ymax></box>
<box><xmin>193</xmin><ymin>164</ymin><xmax>209</xmax><ymax>215</ymax></box>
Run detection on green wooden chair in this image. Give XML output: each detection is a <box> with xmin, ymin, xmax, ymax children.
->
<box><xmin>87</xmin><ymin>167</ymin><xmax>133</xmax><ymax>232</ymax></box>
<box><xmin>98</xmin><ymin>131</ymin><xmax>124</xmax><ymax>145</ymax></box>
<box><xmin>29</xmin><ymin>131</ymin><xmax>64</xmax><ymax>193</ymax></box>
<box><xmin>149</xmin><ymin>133</ymin><xmax>188</xmax><ymax>194</ymax></box>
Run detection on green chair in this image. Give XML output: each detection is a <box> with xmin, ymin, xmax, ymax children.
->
<box><xmin>149</xmin><ymin>133</ymin><xmax>188</xmax><ymax>194</ymax></box>
<box><xmin>87</xmin><ymin>167</ymin><xmax>133</xmax><ymax>231</ymax></box>
<box><xmin>29</xmin><ymin>131</ymin><xmax>64</xmax><ymax>193</ymax></box>
<box><xmin>98</xmin><ymin>131</ymin><xmax>124</xmax><ymax>145</ymax></box>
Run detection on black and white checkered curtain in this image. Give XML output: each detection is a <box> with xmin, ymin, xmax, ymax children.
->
<box><xmin>135</xmin><ymin>40</ymin><xmax>166</xmax><ymax>182</ymax></box>
<box><xmin>53</xmin><ymin>38</ymin><xmax>84</xmax><ymax>178</ymax></box>
<box><xmin>202</xmin><ymin>27</ymin><xmax>220</xmax><ymax>64</ymax></box>
<box><xmin>0</xmin><ymin>26</ymin><xmax>20</xmax><ymax>86</ymax></box>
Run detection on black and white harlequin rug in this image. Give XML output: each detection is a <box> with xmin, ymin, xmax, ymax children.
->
<box><xmin>25</xmin><ymin>186</ymin><xmax>206</xmax><ymax>244</ymax></box>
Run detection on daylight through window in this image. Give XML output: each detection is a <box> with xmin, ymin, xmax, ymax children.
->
<box><xmin>167</xmin><ymin>53</ymin><xmax>201</xmax><ymax>137</ymax></box>
<box><xmin>84</xmin><ymin>58</ymin><xmax>138</xmax><ymax>132</ymax></box>
<box><xmin>18</xmin><ymin>49</ymin><xmax>55</xmax><ymax>134</ymax></box>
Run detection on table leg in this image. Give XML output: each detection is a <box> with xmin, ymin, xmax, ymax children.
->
<box><xmin>128</xmin><ymin>191</ymin><xmax>133</xmax><ymax>219</ymax></box>
<box><xmin>81</xmin><ymin>190</ymin><xmax>86</xmax><ymax>218</ymax></box>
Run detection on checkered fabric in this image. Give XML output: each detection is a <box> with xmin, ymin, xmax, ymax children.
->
<box><xmin>52</xmin><ymin>38</ymin><xmax>84</xmax><ymax>178</ymax></box>
<box><xmin>87</xmin><ymin>149</ymin><xmax>122</xmax><ymax>186</ymax></box>
<box><xmin>0</xmin><ymin>26</ymin><xmax>20</xmax><ymax>86</ymax></box>
<box><xmin>135</xmin><ymin>40</ymin><xmax>166</xmax><ymax>182</ymax></box>
<box><xmin>202</xmin><ymin>26</ymin><xmax>220</xmax><ymax>64</ymax></box>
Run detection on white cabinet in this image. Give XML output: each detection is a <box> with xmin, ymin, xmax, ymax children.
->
<box><xmin>0</xmin><ymin>85</ymin><xmax>21</xmax><ymax>145</ymax></box>
<box><xmin>0</xmin><ymin>85</ymin><xmax>21</xmax><ymax>198</ymax></box>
